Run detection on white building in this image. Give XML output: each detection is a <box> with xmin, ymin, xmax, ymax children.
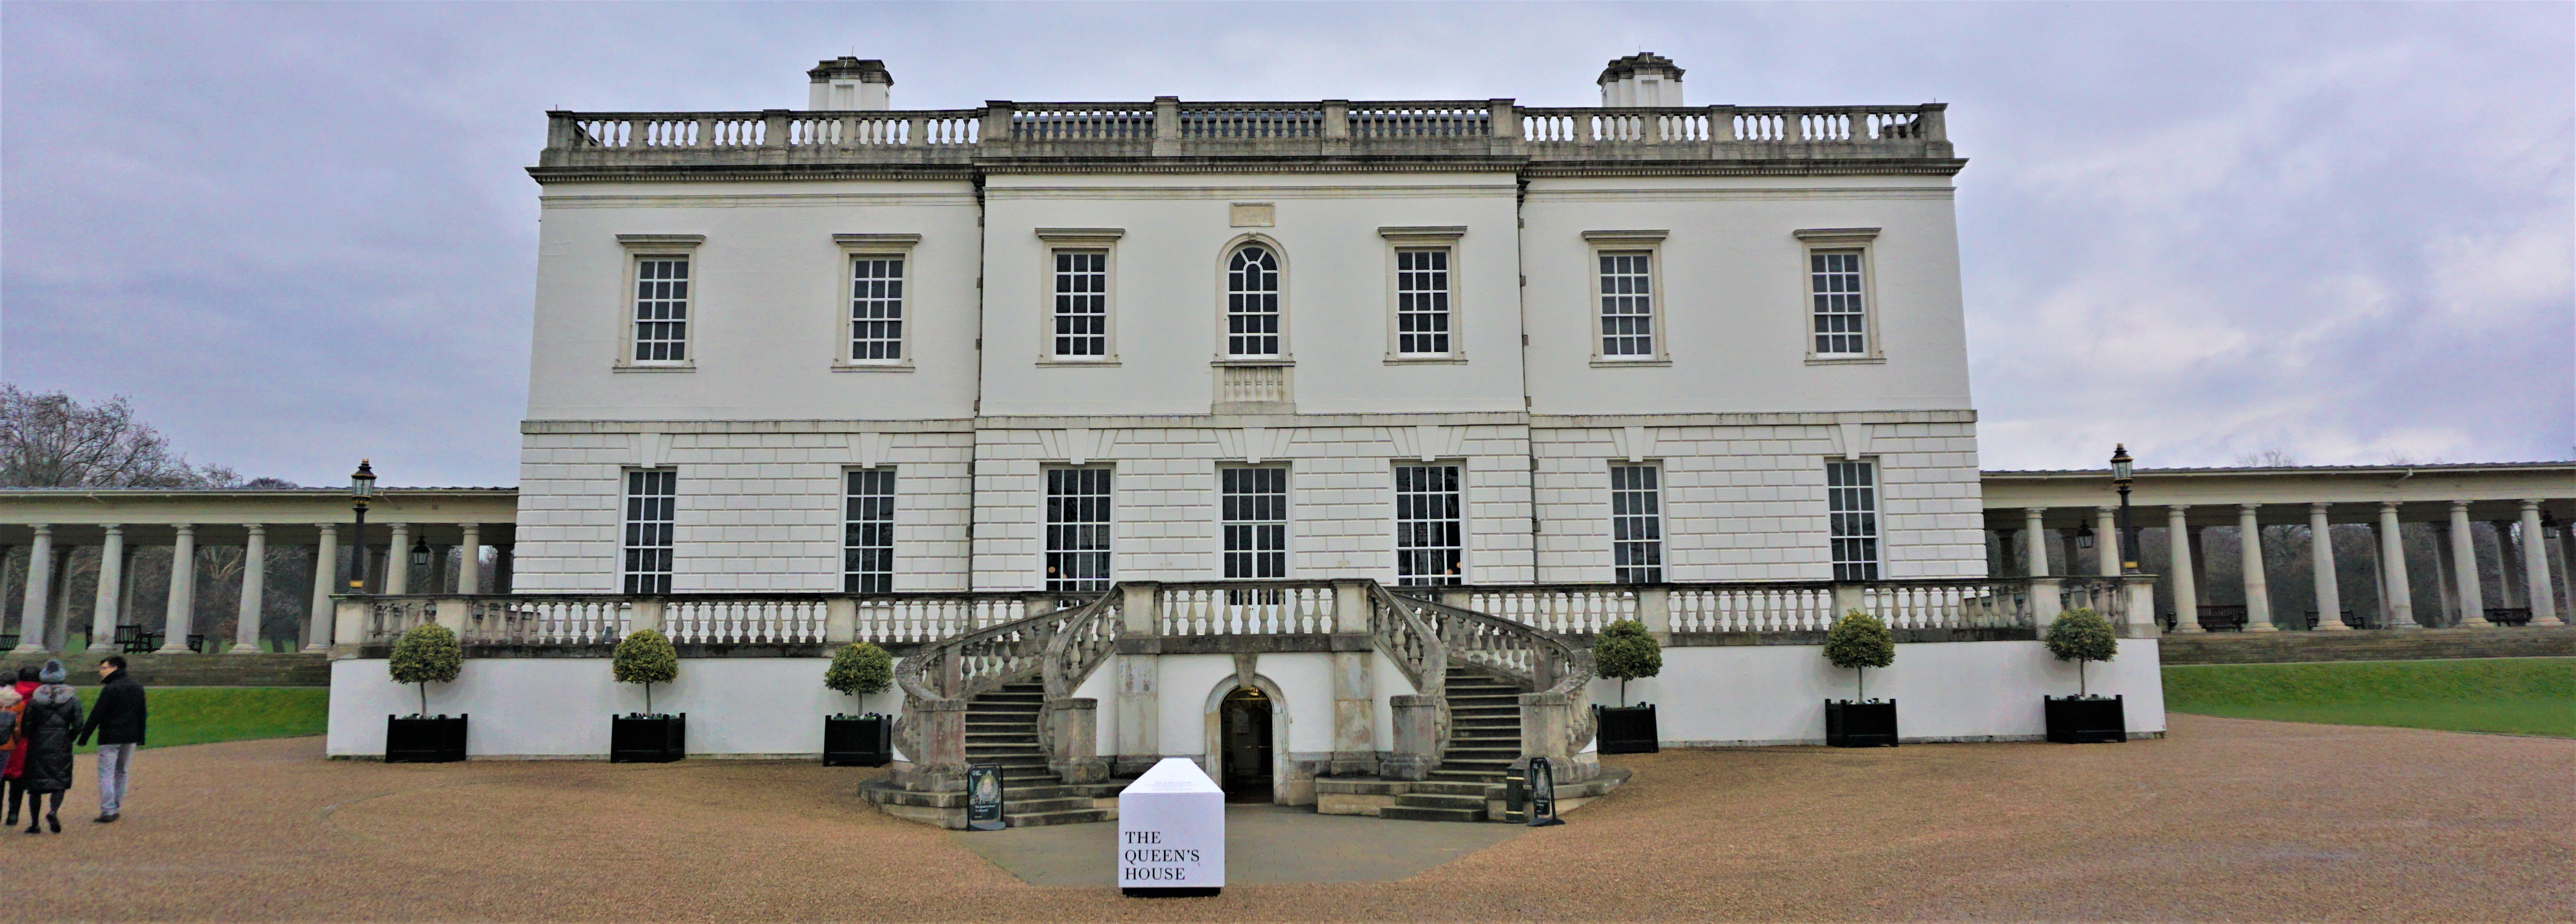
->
<box><xmin>317</xmin><ymin>54</ymin><xmax>2173</xmax><ymax>826</ymax></box>
<box><xmin>516</xmin><ymin>53</ymin><xmax>1984</xmax><ymax>594</ymax></box>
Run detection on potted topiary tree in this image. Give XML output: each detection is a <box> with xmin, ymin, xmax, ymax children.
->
<box><xmin>821</xmin><ymin>641</ymin><xmax>895</xmax><ymax>766</ymax></box>
<box><xmin>385</xmin><ymin>623</ymin><xmax>467</xmax><ymax>763</ymax></box>
<box><xmin>2042</xmin><ymin>608</ymin><xmax>2125</xmax><ymax>743</ymax></box>
<box><xmin>1822</xmin><ymin>609</ymin><xmax>1898</xmax><ymax>747</ymax></box>
<box><xmin>610</xmin><ymin>628</ymin><xmax>684</xmax><ymax>763</ymax></box>
<box><xmin>1591</xmin><ymin>618</ymin><xmax>1662</xmax><ymax>754</ymax></box>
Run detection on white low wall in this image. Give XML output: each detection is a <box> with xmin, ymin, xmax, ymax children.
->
<box><xmin>327</xmin><ymin>639</ymin><xmax>2164</xmax><ymax>758</ymax></box>
<box><xmin>327</xmin><ymin>658</ymin><xmax>905</xmax><ymax>758</ymax></box>
<box><xmin>1591</xmin><ymin>639</ymin><xmax>2166</xmax><ymax>746</ymax></box>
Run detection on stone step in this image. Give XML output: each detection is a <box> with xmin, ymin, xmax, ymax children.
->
<box><xmin>1394</xmin><ymin>793</ymin><xmax>1485</xmax><ymax>811</ymax></box>
<box><xmin>1380</xmin><ymin>805</ymin><xmax>1485</xmax><ymax>823</ymax></box>
<box><xmin>1410</xmin><ymin>781</ymin><xmax>1496</xmax><ymax>797</ymax></box>
<box><xmin>1006</xmin><ymin>807</ymin><xmax>1115</xmax><ymax>827</ymax></box>
<box><xmin>1000</xmin><ymin>796</ymin><xmax>1094</xmax><ymax>814</ymax></box>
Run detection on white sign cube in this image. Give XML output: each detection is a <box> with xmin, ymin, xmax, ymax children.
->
<box><xmin>1117</xmin><ymin>757</ymin><xmax>1226</xmax><ymax>895</ymax></box>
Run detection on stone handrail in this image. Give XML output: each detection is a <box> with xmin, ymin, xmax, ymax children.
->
<box><xmin>1035</xmin><ymin>591</ymin><xmax>1124</xmax><ymax>783</ymax></box>
<box><xmin>890</xmin><ymin>597</ymin><xmax>1091</xmax><ymax>788</ymax></box>
<box><xmin>534</xmin><ymin>102</ymin><xmax>1953</xmax><ymax>171</ymax></box>
<box><xmin>1407</xmin><ymin>591</ymin><xmax>1598</xmax><ymax>781</ymax></box>
<box><xmin>1368</xmin><ymin>584</ymin><xmax>1453</xmax><ymax>780</ymax></box>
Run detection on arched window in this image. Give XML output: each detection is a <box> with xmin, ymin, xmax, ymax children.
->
<box><xmin>1226</xmin><ymin>245</ymin><xmax>1281</xmax><ymax>358</ymax></box>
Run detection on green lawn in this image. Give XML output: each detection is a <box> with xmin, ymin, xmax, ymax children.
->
<box><xmin>2163</xmin><ymin>657</ymin><xmax>2576</xmax><ymax>737</ymax></box>
<box><xmin>57</xmin><ymin>687</ymin><xmax>330</xmax><ymax>754</ymax></box>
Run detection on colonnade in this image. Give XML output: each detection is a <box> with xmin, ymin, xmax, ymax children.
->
<box><xmin>1996</xmin><ymin>499</ymin><xmax>2569</xmax><ymax>632</ymax></box>
<box><xmin>0</xmin><ymin>522</ymin><xmax>515</xmax><ymax>655</ymax></box>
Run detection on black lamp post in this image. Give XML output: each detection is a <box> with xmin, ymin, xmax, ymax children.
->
<box><xmin>2110</xmin><ymin>444</ymin><xmax>2138</xmax><ymax>574</ymax></box>
<box><xmin>349</xmin><ymin>460</ymin><xmax>376</xmax><ymax>593</ymax></box>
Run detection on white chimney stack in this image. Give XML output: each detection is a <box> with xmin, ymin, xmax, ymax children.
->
<box><xmin>808</xmin><ymin>57</ymin><xmax>893</xmax><ymax>111</ymax></box>
<box><xmin>1598</xmin><ymin>53</ymin><xmax>1685</xmax><ymax>108</ymax></box>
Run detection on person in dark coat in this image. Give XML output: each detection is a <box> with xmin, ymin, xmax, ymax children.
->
<box><xmin>73</xmin><ymin>655</ymin><xmax>146</xmax><ymax>823</ymax></box>
<box><xmin>16</xmin><ymin>660</ymin><xmax>80</xmax><ymax>834</ymax></box>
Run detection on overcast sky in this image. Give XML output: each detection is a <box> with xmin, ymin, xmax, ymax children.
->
<box><xmin>4</xmin><ymin>2</ymin><xmax>2568</xmax><ymax>487</ymax></box>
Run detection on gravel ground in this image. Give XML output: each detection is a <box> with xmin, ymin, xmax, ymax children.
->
<box><xmin>15</xmin><ymin>714</ymin><xmax>2569</xmax><ymax>922</ymax></box>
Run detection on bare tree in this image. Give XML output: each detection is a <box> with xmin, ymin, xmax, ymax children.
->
<box><xmin>0</xmin><ymin>386</ymin><xmax>238</xmax><ymax>487</ymax></box>
<box><xmin>2233</xmin><ymin>447</ymin><xmax>2300</xmax><ymax>468</ymax></box>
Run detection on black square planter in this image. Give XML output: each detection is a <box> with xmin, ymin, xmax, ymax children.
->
<box><xmin>1594</xmin><ymin>704</ymin><xmax>1659</xmax><ymax>755</ymax></box>
<box><xmin>1825</xmin><ymin>699</ymin><xmax>1899</xmax><ymax>747</ymax></box>
<box><xmin>386</xmin><ymin>715</ymin><xmax>467</xmax><ymax>763</ymax></box>
<box><xmin>823</xmin><ymin>714</ymin><xmax>893</xmax><ymax>767</ymax></box>
<box><xmin>611</xmin><ymin>713</ymin><xmax>686</xmax><ymax>763</ymax></box>
<box><xmin>2044</xmin><ymin>695</ymin><xmax>2126</xmax><ymax>744</ymax></box>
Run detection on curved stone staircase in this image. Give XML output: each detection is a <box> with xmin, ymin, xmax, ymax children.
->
<box><xmin>1379</xmin><ymin>665</ymin><xmax>1528</xmax><ymax>822</ymax></box>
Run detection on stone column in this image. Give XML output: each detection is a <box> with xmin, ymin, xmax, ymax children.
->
<box><xmin>494</xmin><ymin>544</ymin><xmax>515</xmax><ymax>594</ymax></box>
<box><xmin>232</xmin><ymin>524</ymin><xmax>267</xmax><ymax>653</ymax></box>
<box><xmin>2238</xmin><ymin>504</ymin><xmax>2275</xmax><ymax>632</ymax></box>
<box><xmin>2188</xmin><ymin>525</ymin><xmax>2211</xmax><ymax>607</ymax></box>
<box><xmin>386</xmin><ymin>523</ymin><xmax>412</xmax><ymax>595</ymax></box>
<box><xmin>2448</xmin><ymin>503</ymin><xmax>2489</xmax><ymax>626</ymax></box>
<box><xmin>459</xmin><ymin>524</ymin><xmax>483</xmax><ymax>595</ymax></box>
<box><xmin>2491</xmin><ymin>519</ymin><xmax>2527</xmax><ymax>610</ymax></box>
<box><xmin>2308</xmin><ymin>504</ymin><xmax>2347</xmax><ymax>630</ymax></box>
<box><xmin>307</xmin><ymin>525</ymin><xmax>337</xmax><ymax>651</ymax></box>
<box><xmin>2521</xmin><ymin>500</ymin><xmax>2562</xmax><ymax>625</ymax></box>
<box><xmin>2022</xmin><ymin>509</ymin><xmax>2049</xmax><ymax>576</ymax></box>
<box><xmin>2376</xmin><ymin>503</ymin><xmax>2416</xmax><ymax>629</ymax></box>
<box><xmin>2557</xmin><ymin>519</ymin><xmax>2576</xmax><ymax>625</ymax></box>
<box><xmin>88</xmin><ymin>525</ymin><xmax>126</xmax><ymax>651</ymax></box>
<box><xmin>2428</xmin><ymin>521</ymin><xmax>2462</xmax><ymax>627</ymax></box>
<box><xmin>44</xmin><ymin>544</ymin><xmax>75</xmax><ymax>650</ymax></box>
<box><xmin>2095</xmin><ymin>507</ymin><xmax>2120</xmax><ymax>578</ymax></box>
<box><xmin>2166</xmin><ymin>506</ymin><xmax>2201</xmax><ymax>632</ymax></box>
<box><xmin>159</xmin><ymin>524</ymin><xmax>199</xmax><ymax>653</ymax></box>
<box><xmin>13</xmin><ymin>525</ymin><xmax>52</xmax><ymax>654</ymax></box>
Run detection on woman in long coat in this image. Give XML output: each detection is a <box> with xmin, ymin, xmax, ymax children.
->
<box><xmin>4</xmin><ymin>666</ymin><xmax>36</xmax><ymax>826</ymax></box>
<box><xmin>17</xmin><ymin>660</ymin><xmax>81</xmax><ymax>834</ymax></box>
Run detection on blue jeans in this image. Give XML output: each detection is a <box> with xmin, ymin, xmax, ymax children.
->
<box><xmin>95</xmin><ymin>743</ymin><xmax>134</xmax><ymax>814</ymax></box>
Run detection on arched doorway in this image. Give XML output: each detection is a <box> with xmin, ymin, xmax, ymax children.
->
<box><xmin>1217</xmin><ymin>686</ymin><xmax>1274</xmax><ymax>803</ymax></box>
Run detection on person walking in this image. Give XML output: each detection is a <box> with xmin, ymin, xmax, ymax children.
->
<box><xmin>16</xmin><ymin>660</ymin><xmax>80</xmax><ymax>833</ymax></box>
<box><xmin>74</xmin><ymin>655</ymin><xmax>146</xmax><ymax>823</ymax></box>
<box><xmin>4</xmin><ymin>666</ymin><xmax>35</xmax><ymax>826</ymax></box>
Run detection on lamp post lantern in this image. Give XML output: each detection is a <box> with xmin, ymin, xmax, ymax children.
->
<box><xmin>2110</xmin><ymin>444</ymin><xmax>2138</xmax><ymax>574</ymax></box>
<box><xmin>349</xmin><ymin>460</ymin><xmax>376</xmax><ymax>593</ymax></box>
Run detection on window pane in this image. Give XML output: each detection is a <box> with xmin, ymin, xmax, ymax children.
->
<box><xmin>1394</xmin><ymin>464</ymin><xmax>1463</xmax><ymax>586</ymax></box>
<box><xmin>1826</xmin><ymin>460</ymin><xmax>1880</xmax><ymax>581</ymax></box>
<box><xmin>1046</xmin><ymin>467</ymin><xmax>1113</xmax><ymax>592</ymax></box>
<box><xmin>1598</xmin><ymin>251</ymin><xmax>1653</xmax><ymax>357</ymax></box>
<box><xmin>1221</xmin><ymin>466</ymin><xmax>1290</xmax><ymax>581</ymax></box>
<box><xmin>633</xmin><ymin>257</ymin><xmax>690</xmax><ymax>362</ymax></box>
<box><xmin>1395</xmin><ymin>247</ymin><xmax>1452</xmax><ymax>355</ymax></box>
<box><xmin>1226</xmin><ymin>246</ymin><xmax>1282</xmax><ymax>357</ymax></box>
<box><xmin>623</xmin><ymin>468</ymin><xmax>677</xmax><ymax>595</ymax></box>
<box><xmin>1811</xmin><ymin>250</ymin><xmax>1867</xmax><ymax>355</ymax></box>
<box><xmin>850</xmin><ymin>256</ymin><xmax>904</xmax><ymax>361</ymax></box>
<box><xmin>1610</xmin><ymin>465</ymin><xmax>1663</xmax><ymax>583</ymax></box>
<box><xmin>1053</xmin><ymin>250</ymin><xmax>1109</xmax><ymax>357</ymax></box>
<box><xmin>843</xmin><ymin>468</ymin><xmax>896</xmax><ymax>593</ymax></box>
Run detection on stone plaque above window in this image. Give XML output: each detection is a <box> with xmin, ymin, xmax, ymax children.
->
<box><xmin>1229</xmin><ymin>203</ymin><xmax>1275</xmax><ymax>228</ymax></box>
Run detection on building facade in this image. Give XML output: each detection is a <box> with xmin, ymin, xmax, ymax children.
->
<box><xmin>512</xmin><ymin>54</ymin><xmax>1987</xmax><ymax>597</ymax></box>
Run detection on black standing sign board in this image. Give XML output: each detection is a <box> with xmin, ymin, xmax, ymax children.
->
<box><xmin>967</xmin><ymin>763</ymin><xmax>1007</xmax><ymax>831</ymax></box>
<box><xmin>1527</xmin><ymin>756</ymin><xmax>1563</xmax><ymax>827</ymax></box>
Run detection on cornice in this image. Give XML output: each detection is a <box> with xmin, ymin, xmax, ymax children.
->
<box><xmin>529</xmin><ymin>156</ymin><xmax>1970</xmax><ymax>184</ymax></box>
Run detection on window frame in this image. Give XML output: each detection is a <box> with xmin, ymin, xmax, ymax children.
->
<box><xmin>621</xmin><ymin>467</ymin><xmax>678</xmax><ymax>595</ymax></box>
<box><xmin>1793</xmin><ymin>228</ymin><xmax>1885</xmax><ymax>364</ymax></box>
<box><xmin>1582</xmin><ymin>230</ymin><xmax>1671</xmax><ymax>367</ymax></box>
<box><xmin>1380</xmin><ymin>226</ymin><xmax>1467</xmax><ymax>364</ymax></box>
<box><xmin>833</xmin><ymin>233</ymin><xmax>921</xmax><ymax>372</ymax></box>
<box><xmin>1213</xmin><ymin>234</ymin><xmax>1292</xmax><ymax>364</ymax></box>
<box><xmin>1219</xmin><ymin>464</ymin><xmax>1292</xmax><ymax>582</ymax></box>
<box><xmin>1392</xmin><ymin>462</ymin><xmax>1466</xmax><ymax>587</ymax></box>
<box><xmin>842</xmin><ymin>466</ymin><xmax>897</xmax><ymax>594</ymax></box>
<box><xmin>613</xmin><ymin>234</ymin><xmax>704</xmax><ymax>372</ymax></box>
<box><xmin>1825</xmin><ymin>458</ymin><xmax>1882</xmax><ymax>582</ymax></box>
<box><xmin>1036</xmin><ymin>228</ymin><xmax>1123</xmax><ymax>365</ymax></box>
<box><xmin>1609</xmin><ymin>462</ymin><xmax>1665</xmax><ymax>585</ymax></box>
<box><xmin>1043</xmin><ymin>465</ymin><xmax>1115</xmax><ymax>593</ymax></box>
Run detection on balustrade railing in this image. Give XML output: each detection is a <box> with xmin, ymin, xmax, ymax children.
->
<box><xmin>1159</xmin><ymin>582</ymin><xmax>1340</xmax><ymax>635</ymax></box>
<box><xmin>1470</xmin><ymin>585</ymin><xmax>1636</xmax><ymax>635</ymax></box>
<box><xmin>1671</xmin><ymin>582</ymin><xmax>1839</xmax><ymax>632</ymax></box>
<box><xmin>539</xmin><ymin>102</ymin><xmax>1947</xmax><ymax>169</ymax></box>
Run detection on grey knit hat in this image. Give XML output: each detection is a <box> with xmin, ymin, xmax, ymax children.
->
<box><xmin>36</xmin><ymin>660</ymin><xmax>64</xmax><ymax>684</ymax></box>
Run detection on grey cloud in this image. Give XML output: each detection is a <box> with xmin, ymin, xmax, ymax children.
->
<box><xmin>3</xmin><ymin>2</ymin><xmax>2566</xmax><ymax>485</ymax></box>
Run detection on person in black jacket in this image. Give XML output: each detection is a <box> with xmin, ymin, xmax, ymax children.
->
<box><xmin>74</xmin><ymin>655</ymin><xmax>146</xmax><ymax>823</ymax></box>
<box><xmin>16</xmin><ymin>660</ymin><xmax>79</xmax><ymax>834</ymax></box>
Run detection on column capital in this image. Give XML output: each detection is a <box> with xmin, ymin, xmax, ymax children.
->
<box><xmin>2238</xmin><ymin>502</ymin><xmax>2262</xmax><ymax>513</ymax></box>
<box><xmin>316</xmin><ymin>522</ymin><xmax>338</xmax><ymax>537</ymax></box>
<box><xmin>2166</xmin><ymin>503</ymin><xmax>2190</xmax><ymax>513</ymax></box>
<box><xmin>244</xmin><ymin>522</ymin><xmax>267</xmax><ymax>537</ymax></box>
<box><xmin>2309</xmin><ymin>502</ymin><xmax>2332</xmax><ymax>513</ymax></box>
<box><xmin>173</xmin><ymin>522</ymin><xmax>196</xmax><ymax>535</ymax></box>
<box><xmin>2096</xmin><ymin>505</ymin><xmax>2115</xmax><ymax>513</ymax></box>
<box><xmin>27</xmin><ymin>523</ymin><xmax>49</xmax><ymax>537</ymax></box>
<box><xmin>2379</xmin><ymin>500</ymin><xmax>2402</xmax><ymax>513</ymax></box>
<box><xmin>101</xmin><ymin>522</ymin><xmax>123</xmax><ymax>535</ymax></box>
<box><xmin>2521</xmin><ymin>498</ymin><xmax>2545</xmax><ymax>512</ymax></box>
<box><xmin>2449</xmin><ymin>500</ymin><xmax>2471</xmax><ymax>513</ymax></box>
